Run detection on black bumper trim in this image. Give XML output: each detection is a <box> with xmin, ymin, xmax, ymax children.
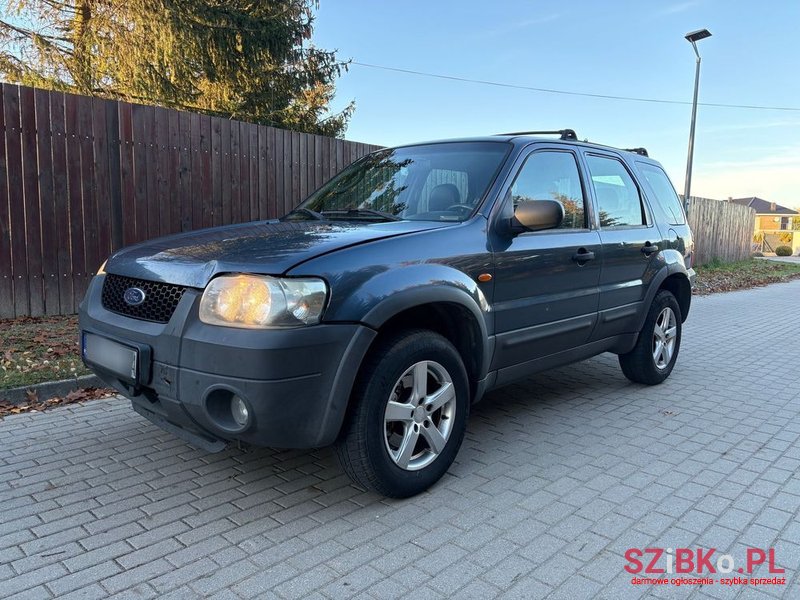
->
<box><xmin>132</xmin><ymin>401</ymin><xmax>227</xmax><ymax>453</ymax></box>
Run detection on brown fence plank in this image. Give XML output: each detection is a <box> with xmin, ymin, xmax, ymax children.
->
<box><xmin>210</xmin><ymin>117</ymin><xmax>222</xmax><ymax>227</ymax></box>
<box><xmin>314</xmin><ymin>134</ymin><xmax>323</xmax><ymax>195</ymax></box>
<box><xmin>64</xmin><ymin>91</ymin><xmax>85</xmax><ymax>310</ymax></box>
<box><xmin>275</xmin><ymin>127</ymin><xmax>287</xmax><ymax>217</ymax></box>
<box><xmin>35</xmin><ymin>89</ymin><xmax>61</xmax><ymax>316</ymax></box>
<box><xmin>178</xmin><ymin>110</ymin><xmax>192</xmax><ymax>232</ymax></box>
<box><xmin>321</xmin><ymin>136</ymin><xmax>331</xmax><ymax>191</ymax></box>
<box><xmin>5</xmin><ymin>85</ymin><xmax>29</xmax><ymax>317</ymax></box>
<box><xmin>335</xmin><ymin>138</ymin><xmax>344</xmax><ymax>174</ymax></box>
<box><xmin>143</xmin><ymin>105</ymin><xmax>159</xmax><ymax>241</ymax></box>
<box><xmin>153</xmin><ymin>106</ymin><xmax>170</xmax><ymax>236</ymax></box>
<box><xmin>238</xmin><ymin>121</ymin><xmax>251</xmax><ymax>223</ymax></box>
<box><xmin>219</xmin><ymin>118</ymin><xmax>231</xmax><ymax>225</ymax></box>
<box><xmin>188</xmin><ymin>112</ymin><xmax>202</xmax><ymax>228</ymax></box>
<box><xmin>298</xmin><ymin>131</ymin><xmax>308</xmax><ymax>203</ymax></box>
<box><xmin>105</xmin><ymin>100</ymin><xmax>123</xmax><ymax>251</ymax></box>
<box><xmin>282</xmin><ymin>128</ymin><xmax>292</xmax><ymax>216</ymax></box>
<box><xmin>20</xmin><ymin>86</ymin><xmax>44</xmax><ymax>316</ymax></box>
<box><xmin>77</xmin><ymin>93</ymin><xmax>98</xmax><ymax>299</ymax></box>
<box><xmin>92</xmin><ymin>98</ymin><xmax>112</xmax><ymax>262</ymax></box>
<box><xmin>197</xmin><ymin>114</ymin><xmax>211</xmax><ymax>228</ymax></box>
<box><xmin>291</xmin><ymin>130</ymin><xmax>300</xmax><ymax>209</ymax></box>
<box><xmin>131</xmin><ymin>103</ymin><xmax>148</xmax><ymax>244</ymax></box>
<box><xmin>257</xmin><ymin>125</ymin><xmax>268</xmax><ymax>220</ymax></box>
<box><xmin>229</xmin><ymin>120</ymin><xmax>241</xmax><ymax>224</ymax></box>
<box><xmin>167</xmin><ymin>109</ymin><xmax>181</xmax><ymax>233</ymax></box>
<box><xmin>49</xmin><ymin>91</ymin><xmax>73</xmax><ymax>314</ymax></box>
<box><xmin>118</xmin><ymin>101</ymin><xmax>136</xmax><ymax>246</ymax></box>
<box><xmin>266</xmin><ymin>126</ymin><xmax>277</xmax><ymax>219</ymax></box>
<box><xmin>0</xmin><ymin>85</ymin><xmax>13</xmax><ymax>318</ymax></box>
<box><xmin>248</xmin><ymin>123</ymin><xmax>258</xmax><ymax>221</ymax></box>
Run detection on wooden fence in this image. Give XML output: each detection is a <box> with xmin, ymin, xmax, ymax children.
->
<box><xmin>0</xmin><ymin>84</ymin><xmax>761</xmax><ymax>319</ymax></box>
<box><xmin>687</xmin><ymin>196</ymin><xmax>756</xmax><ymax>266</ymax></box>
<box><xmin>0</xmin><ymin>84</ymin><xmax>380</xmax><ymax>318</ymax></box>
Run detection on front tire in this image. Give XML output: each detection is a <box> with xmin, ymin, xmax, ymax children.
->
<box><xmin>335</xmin><ymin>329</ymin><xmax>469</xmax><ymax>498</ymax></box>
<box><xmin>619</xmin><ymin>290</ymin><xmax>682</xmax><ymax>385</ymax></box>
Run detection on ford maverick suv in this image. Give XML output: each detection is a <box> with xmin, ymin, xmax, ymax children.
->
<box><xmin>80</xmin><ymin>129</ymin><xmax>695</xmax><ymax>497</ymax></box>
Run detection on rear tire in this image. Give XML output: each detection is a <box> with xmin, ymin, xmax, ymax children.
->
<box><xmin>335</xmin><ymin>329</ymin><xmax>469</xmax><ymax>498</ymax></box>
<box><xmin>619</xmin><ymin>290</ymin><xmax>682</xmax><ymax>385</ymax></box>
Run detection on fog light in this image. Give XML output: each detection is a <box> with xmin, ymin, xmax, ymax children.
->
<box><xmin>231</xmin><ymin>395</ymin><xmax>249</xmax><ymax>427</ymax></box>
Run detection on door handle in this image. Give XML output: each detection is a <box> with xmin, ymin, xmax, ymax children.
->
<box><xmin>641</xmin><ymin>243</ymin><xmax>659</xmax><ymax>256</ymax></box>
<box><xmin>572</xmin><ymin>248</ymin><xmax>596</xmax><ymax>263</ymax></box>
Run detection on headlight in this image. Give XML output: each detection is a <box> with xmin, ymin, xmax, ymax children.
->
<box><xmin>199</xmin><ymin>274</ymin><xmax>328</xmax><ymax>328</ymax></box>
<box><xmin>97</xmin><ymin>259</ymin><xmax>107</xmax><ymax>275</ymax></box>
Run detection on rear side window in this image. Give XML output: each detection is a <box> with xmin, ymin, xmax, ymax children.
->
<box><xmin>585</xmin><ymin>155</ymin><xmax>646</xmax><ymax>228</ymax></box>
<box><xmin>510</xmin><ymin>151</ymin><xmax>586</xmax><ymax>229</ymax></box>
<box><xmin>637</xmin><ymin>163</ymin><xmax>686</xmax><ymax>225</ymax></box>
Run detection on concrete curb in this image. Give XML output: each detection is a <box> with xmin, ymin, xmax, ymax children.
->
<box><xmin>1</xmin><ymin>374</ymin><xmax>104</xmax><ymax>404</ymax></box>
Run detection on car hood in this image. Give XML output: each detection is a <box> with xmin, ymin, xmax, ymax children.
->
<box><xmin>104</xmin><ymin>219</ymin><xmax>449</xmax><ymax>288</ymax></box>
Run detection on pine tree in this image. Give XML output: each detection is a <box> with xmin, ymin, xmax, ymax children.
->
<box><xmin>0</xmin><ymin>0</ymin><xmax>352</xmax><ymax>136</ymax></box>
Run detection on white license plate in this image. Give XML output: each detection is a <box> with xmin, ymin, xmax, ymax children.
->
<box><xmin>82</xmin><ymin>333</ymin><xmax>138</xmax><ymax>382</ymax></box>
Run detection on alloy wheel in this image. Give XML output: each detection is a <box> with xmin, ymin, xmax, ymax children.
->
<box><xmin>652</xmin><ymin>306</ymin><xmax>677</xmax><ymax>370</ymax></box>
<box><xmin>383</xmin><ymin>360</ymin><xmax>456</xmax><ymax>471</ymax></box>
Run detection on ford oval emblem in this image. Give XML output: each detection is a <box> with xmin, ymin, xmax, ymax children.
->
<box><xmin>123</xmin><ymin>287</ymin><xmax>146</xmax><ymax>306</ymax></box>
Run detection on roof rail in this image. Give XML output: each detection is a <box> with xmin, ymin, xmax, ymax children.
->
<box><xmin>623</xmin><ymin>147</ymin><xmax>649</xmax><ymax>157</ymax></box>
<box><xmin>496</xmin><ymin>129</ymin><xmax>578</xmax><ymax>141</ymax></box>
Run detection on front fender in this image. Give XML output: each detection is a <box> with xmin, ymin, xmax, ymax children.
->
<box><xmin>326</xmin><ymin>264</ymin><xmax>494</xmax><ymax>379</ymax></box>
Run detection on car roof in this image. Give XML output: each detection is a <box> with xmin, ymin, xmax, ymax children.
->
<box><xmin>390</xmin><ymin>135</ymin><xmax>661</xmax><ymax>164</ymax></box>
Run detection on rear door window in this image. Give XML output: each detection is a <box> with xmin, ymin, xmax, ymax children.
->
<box><xmin>585</xmin><ymin>155</ymin><xmax>647</xmax><ymax>228</ymax></box>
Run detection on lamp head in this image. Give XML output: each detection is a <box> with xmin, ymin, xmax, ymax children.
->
<box><xmin>685</xmin><ymin>29</ymin><xmax>712</xmax><ymax>43</ymax></box>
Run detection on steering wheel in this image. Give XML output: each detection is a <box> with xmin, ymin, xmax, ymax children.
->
<box><xmin>446</xmin><ymin>204</ymin><xmax>473</xmax><ymax>217</ymax></box>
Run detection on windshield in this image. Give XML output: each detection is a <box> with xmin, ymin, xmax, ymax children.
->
<box><xmin>285</xmin><ymin>142</ymin><xmax>510</xmax><ymax>222</ymax></box>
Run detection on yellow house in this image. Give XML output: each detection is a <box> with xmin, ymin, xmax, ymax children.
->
<box><xmin>731</xmin><ymin>197</ymin><xmax>799</xmax><ymax>255</ymax></box>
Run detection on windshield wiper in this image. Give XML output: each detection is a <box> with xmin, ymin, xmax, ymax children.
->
<box><xmin>287</xmin><ymin>207</ymin><xmax>326</xmax><ymax>221</ymax></box>
<box><xmin>321</xmin><ymin>208</ymin><xmax>401</xmax><ymax>222</ymax></box>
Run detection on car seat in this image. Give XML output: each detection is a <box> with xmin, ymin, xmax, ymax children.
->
<box><xmin>428</xmin><ymin>184</ymin><xmax>461</xmax><ymax>212</ymax></box>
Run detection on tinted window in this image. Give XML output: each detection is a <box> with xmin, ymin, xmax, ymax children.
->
<box><xmin>586</xmin><ymin>155</ymin><xmax>646</xmax><ymax>228</ymax></box>
<box><xmin>510</xmin><ymin>151</ymin><xmax>586</xmax><ymax>229</ymax></box>
<box><xmin>638</xmin><ymin>163</ymin><xmax>686</xmax><ymax>225</ymax></box>
<box><xmin>288</xmin><ymin>142</ymin><xmax>509</xmax><ymax>222</ymax></box>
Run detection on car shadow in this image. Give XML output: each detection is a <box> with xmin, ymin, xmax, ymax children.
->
<box><xmin>91</xmin><ymin>353</ymin><xmax>633</xmax><ymax>516</ymax></box>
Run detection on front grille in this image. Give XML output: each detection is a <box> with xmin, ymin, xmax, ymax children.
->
<box><xmin>102</xmin><ymin>274</ymin><xmax>188</xmax><ymax>323</ymax></box>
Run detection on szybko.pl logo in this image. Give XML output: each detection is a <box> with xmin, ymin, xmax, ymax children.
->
<box><xmin>625</xmin><ymin>547</ymin><xmax>786</xmax><ymax>587</ymax></box>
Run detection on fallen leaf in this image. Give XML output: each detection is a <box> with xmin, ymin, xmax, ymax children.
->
<box><xmin>0</xmin><ymin>387</ymin><xmax>115</xmax><ymax>417</ymax></box>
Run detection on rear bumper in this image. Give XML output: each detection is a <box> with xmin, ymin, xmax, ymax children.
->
<box><xmin>79</xmin><ymin>275</ymin><xmax>376</xmax><ymax>449</ymax></box>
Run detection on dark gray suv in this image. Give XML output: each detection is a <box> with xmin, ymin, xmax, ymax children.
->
<box><xmin>80</xmin><ymin>129</ymin><xmax>695</xmax><ymax>497</ymax></box>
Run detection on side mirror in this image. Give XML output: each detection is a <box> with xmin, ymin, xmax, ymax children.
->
<box><xmin>511</xmin><ymin>199</ymin><xmax>564</xmax><ymax>234</ymax></box>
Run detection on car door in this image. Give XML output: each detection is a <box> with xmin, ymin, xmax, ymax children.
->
<box><xmin>581</xmin><ymin>151</ymin><xmax>663</xmax><ymax>339</ymax></box>
<box><xmin>635</xmin><ymin>161</ymin><xmax>694</xmax><ymax>270</ymax></box>
<box><xmin>490</xmin><ymin>146</ymin><xmax>602</xmax><ymax>372</ymax></box>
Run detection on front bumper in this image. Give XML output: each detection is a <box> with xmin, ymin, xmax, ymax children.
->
<box><xmin>79</xmin><ymin>275</ymin><xmax>376</xmax><ymax>449</ymax></box>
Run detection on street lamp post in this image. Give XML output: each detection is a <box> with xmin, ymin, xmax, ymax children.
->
<box><xmin>683</xmin><ymin>28</ymin><xmax>712</xmax><ymax>212</ymax></box>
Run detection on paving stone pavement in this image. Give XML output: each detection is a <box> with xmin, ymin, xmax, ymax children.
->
<box><xmin>2</xmin><ymin>280</ymin><xmax>800</xmax><ymax>599</ymax></box>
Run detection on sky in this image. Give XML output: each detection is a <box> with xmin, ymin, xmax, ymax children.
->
<box><xmin>313</xmin><ymin>0</ymin><xmax>800</xmax><ymax>209</ymax></box>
